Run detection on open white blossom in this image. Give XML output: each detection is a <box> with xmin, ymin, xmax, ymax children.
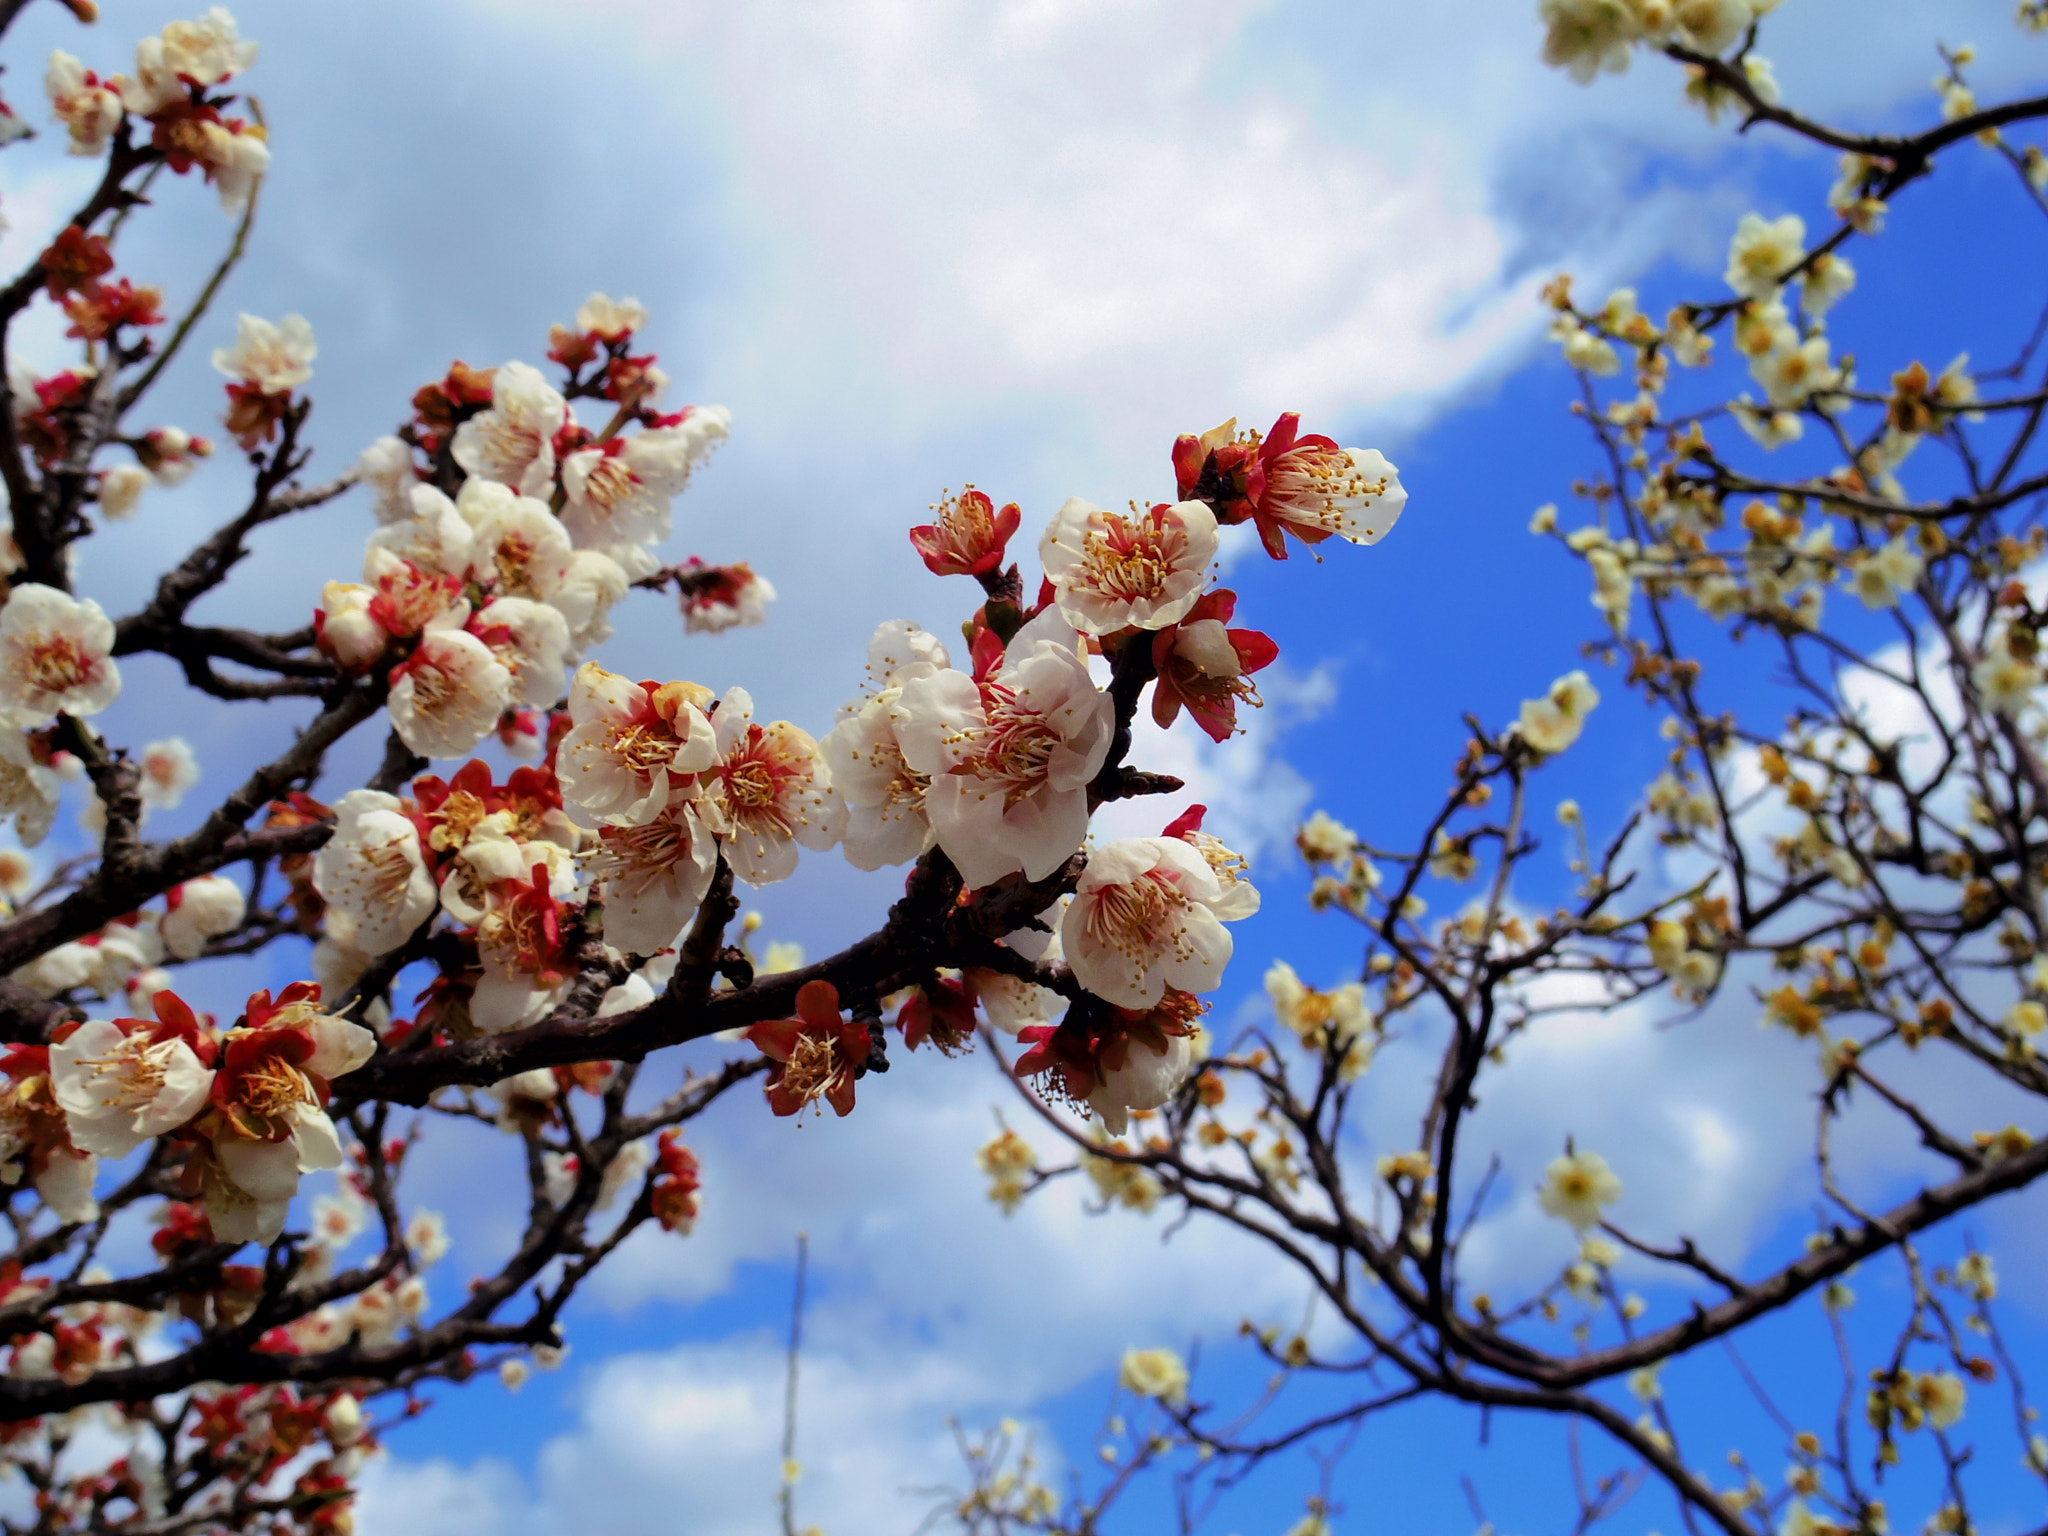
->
<box><xmin>1062</xmin><ymin>837</ymin><xmax>1243</xmax><ymax>1009</ymax></box>
<box><xmin>45</xmin><ymin>51</ymin><xmax>123</xmax><ymax>156</ymax></box>
<box><xmin>211</xmin><ymin>313</ymin><xmax>316</xmax><ymax>394</ymax></box>
<box><xmin>312</xmin><ymin>790</ymin><xmax>438</xmax><ymax>955</ymax></box>
<box><xmin>893</xmin><ymin>608</ymin><xmax>1112</xmax><ymax>889</ymax></box>
<box><xmin>1538</xmin><ymin>1149</ymin><xmax>1623</xmax><ymax>1230</ymax></box>
<box><xmin>1039</xmin><ymin>497</ymin><xmax>1218</xmax><ymax>635</ymax></box>
<box><xmin>98</xmin><ymin>464</ymin><xmax>150</xmax><ymax>520</ymax></box>
<box><xmin>0</xmin><ymin>730</ymin><xmax>60</xmax><ymax>847</ymax></box>
<box><xmin>1845</xmin><ymin>537</ymin><xmax>1924</xmax><ymax>610</ymax></box>
<box><xmin>51</xmin><ymin>1018</ymin><xmax>214</xmax><ymax>1160</ymax></box>
<box><xmin>557</xmin><ymin>665</ymin><xmax>719</xmax><ymax>827</ymax></box>
<box><xmin>0</xmin><ymin>584</ymin><xmax>120</xmax><ymax>726</ymax></box>
<box><xmin>559</xmin><ymin>407</ymin><xmax>730</xmax><ymax>559</ymax></box>
<box><xmin>587</xmin><ymin>801</ymin><xmax>718</xmax><ymax>955</ymax></box>
<box><xmin>1725</xmin><ymin>212</ymin><xmax>1805</xmax><ymax>300</ymax></box>
<box><xmin>1090</xmin><ymin>1033</ymin><xmax>1194</xmax><ymax>1135</ymax></box>
<box><xmin>458</xmin><ymin>479</ymin><xmax>573</xmax><ymax>601</ymax></box>
<box><xmin>388</xmin><ymin>628</ymin><xmax>513</xmax><ymax>760</ymax></box>
<box><xmin>821</xmin><ymin>622</ymin><xmax>952</xmax><ymax>871</ymax></box>
<box><xmin>471</xmin><ymin>596</ymin><xmax>571</xmax><ymax>709</ymax></box>
<box><xmin>698</xmin><ymin>687</ymin><xmax>845</xmax><ymax>885</ymax></box>
<box><xmin>451</xmin><ymin>361</ymin><xmax>568</xmax><ymax>501</ymax></box>
<box><xmin>356</xmin><ymin>436</ymin><xmax>417</xmax><ymax>525</ymax></box>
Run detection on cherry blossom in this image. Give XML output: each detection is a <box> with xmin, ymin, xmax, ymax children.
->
<box><xmin>550</xmin><ymin>548</ymin><xmax>632</xmax><ymax>652</ymax></box>
<box><xmin>909</xmin><ymin>487</ymin><xmax>1021</xmax><ymax>578</ymax></box>
<box><xmin>50</xmin><ymin>990</ymin><xmax>217</xmax><ymax>1159</ymax></box>
<box><xmin>556</xmin><ymin>664</ymin><xmax>718</xmax><ymax>826</ymax></box>
<box><xmin>1538</xmin><ymin>1149</ymin><xmax>1623</xmax><ymax>1230</ymax></box>
<box><xmin>576</xmin><ymin>292</ymin><xmax>648</xmax><ymax>341</ymax></box>
<box><xmin>355</xmin><ymin>435</ymin><xmax>417</xmax><ymax>524</ymax></box>
<box><xmin>314</xmin><ymin>581</ymin><xmax>387</xmax><ymax>672</ymax></box>
<box><xmin>470</xmin><ymin>597</ymin><xmax>570</xmax><ymax>709</ymax></box>
<box><xmin>473</xmin><ymin>864</ymin><xmax>575</xmax><ymax>1033</ymax></box>
<box><xmin>699</xmin><ymin>686</ymin><xmax>845</xmax><ymax>885</ymax></box>
<box><xmin>192</xmin><ymin>984</ymin><xmax>375</xmax><ymax>1245</ymax></box>
<box><xmin>1173</xmin><ymin>412</ymin><xmax>1406</xmax><ymax>561</ymax></box>
<box><xmin>1149</xmin><ymin>590</ymin><xmax>1278</xmax><ymax>742</ymax></box>
<box><xmin>678</xmin><ymin>559</ymin><xmax>775</xmax><ymax>634</ymax></box>
<box><xmin>0</xmin><ymin>1047</ymin><xmax>98</xmax><ymax>1223</ymax></box>
<box><xmin>161</xmin><ymin>874</ymin><xmax>247</xmax><ymax>960</ymax></box>
<box><xmin>1725</xmin><ymin>212</ymin><xmax>1805</xmax><ymax>299</ymax></box>
<box><xmin>559</xmin><ymin>407</ymin><xmax>729</xmax><ymax>560</ymax></box>
<box><xmin>97</xmin><ymin>463</ymin><xmax>150</xmax><ymax>519</ymax></box>
<box><xmin>388</xmin><ymin>628</ymin><xmax>513</xmax><ymax>760</ymax></box>
<box><xmin>822</xmin><ymin>621</ymin><xmax>952</xmax><ymax>870</ymax></box>
<box><xmin>1517</xmin><ymin>670</ymin><xmax>1600</xmax><ymax>755</ymax></box>
<box><xmin>311</xmin><ymin>790</ymin><xmax>438</xmax><ymax>955</ymax></box>
<box><xmin>744</xmin><ymin>980</ymin><xmax>870</xmax><ymax>1119</ymax></box>
<box><xmin>365</xmin><ymin>483</ymin><xmax>475</xmax><ymax>578</ymax></box>
<box><xmin>1039</xmin><ymin>496</ymin><xmax>1217</xmax><ymax>635</ymax></box>
<box><xmin>0</xmin><ymin>584</ymin><xmax>121</xmax><ymax>726</ymax></box>
<box><xmin>1061</xmin><ymin>836</ymin><xmax>1244</xmax><ymax>1009</ymax></box>
<box><xmin>45</xmin><ymin>52</ymin><xmax>123</xmax><ymax>156</ymax></box>
<box><xmin>893</xmin><ymin>608</ymin><xmax>1112</xmax><ymax>889</ymax></box>
<box><xmin>211</xmin><ymin>312</ymin><xmax>315</xmax><ymax>395</ymax></box>
<box><xmin>585</xmin><ymin>800</ymin><xmax>717</xmax><ymax>954</ymax></box>
<box><xmin>458</xmin><ymin>479</ymin><xmax>572</xmax><ymax>601</ymax></box>
<box><xmin>138</xmin><ymin>736</ymin><xmax>200</xmax><ymax>809</ymax></box>
<box><xmin>451</xmin><ymin>361</ymin><xmax>568</xmax><ymax>501</ymax></box>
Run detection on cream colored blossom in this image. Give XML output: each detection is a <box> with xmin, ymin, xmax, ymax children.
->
<box><xmin>1538</xmin><ymin>1149</ymin><xmax>1622</xmax><ymax>1230</ymax></box>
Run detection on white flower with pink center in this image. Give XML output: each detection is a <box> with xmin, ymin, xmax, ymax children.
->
<box><xmin>821</xmin><ymin>622</ymin><xmax>952</xmax><ymax>871</ymax></box>
<box><xmin>1039</xmin><ymin>497</ymin><xmax>1218</xmax><ymax>635</ymax></box>
<box><xmin>457</xmin><ymin>479</ymin><xmax>572</xmax><ymax>601</ymax></box>
<box><xmin>1062</xmin><ymin>836</ymin><xmax>1240</xmax><ymax>1009</ymax></box>
<box><xmin>470</xmin><ymin>597</ymin><xmax>571</xmax><ymax>710</ymax></box>
<box><xmin>312</xmin><ymin>790</ymin><xmax>438</xmax><ymax>955</ymax></box>
<box><xmin>559</xmin><ymin>407</ymin><xmax>730</xmax><ymax>559</ymax></box>
<box><xmin>587</xmin><ymin>801</ymin><xmax>717</xmax><ymax>955</ymax></box>
<box><xmin>51</xmin><ymin>1017</ymin><xmax>214</xmax><ymax>1160</ymax></box>
<box><xmin>699</xmin><ymin>687</ymin><xmax>845</xmax><ymax>885</ymax></box>
<box><xmin>892</xmin><ymin>609</ymin><xmax>1112</xmax><ymax>889</ymax></box>
<box><xmin>558</xmin><ymin>664</ymin><xmax>719</xmax><ymax>827</ymax></box>
<box><xmin>160</xmin><ymin>874</ymin><xmax>246</xmax><ymax>960</ymax></box>
<box><xmin>389</xmin><ymin>628</ymin><xmax>513</xmax><ymax>760</ymax></box>
<box><xmin>0</xmin><ymin>584</ymin><xmax>121</xmax><ymax>727</ymax></box>
<box><xmin>138</xmin><ymin>737</ymin><xmax>200</xmax><ymax>810</ymax></box>
<box><xmin>211</xmin><ymin>313</ymin><xmax>315</xmax><ymax>395</ymax></box>
<box><xmin>452</xmin><ymin>362</ymin><xmax>567</xmax><ymax>501</ymax></box>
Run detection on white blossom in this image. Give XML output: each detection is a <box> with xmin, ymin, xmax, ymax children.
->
<box><xmin>1062</xmin><ymin>837</ymin><xmax>1241</xmax><ymax>1010</ymax></box>
<box><xmin>138</xmin><ymin>737</ymin><xmax>200</xmax><ymax>810</ymax></box>
<box><xmin>388</xmin><ymin>628</ymin><xmax>513</xmax><ymax>760</ymax></box>
<box><xmin>699</xmin><ymin>687</ymin><xmax>845</xmax><ymax>885</ymax></box>
<box><xmin>893</xmin><ymin>608</ymin><xmax>1112</xmax><ymax>889</ymax></box>
<box><xmin>312</xmin><ymin>790</ymin><xmax>437</xmax><ymax>955</ymax></box>
<box><xmin>160</xmin><ymin>875</ymin><xmax>245</xmax><ymax>961</ymax></box>
<box><xmin>51</xmin><ymin>1018</ymin><xmax>214</xmax><ymax>1160</ymax></box>
<box><xmin>1518</xmin><ymin>670</ymin><xmax>1601</xmax><ymax>754</ymax></box>
<box><xmin>0</xmin><ymin>585</ymin><xmax>120</xmax><ymax>727</ymax></box>
<box><xmin>451</xmin><ymin>361</ymin><xmax>567</xmax><ymax>501</ymax></box>
<box><xmin>1039</xmin><ymin>497</ymin><xmax>1217</xmax><ymax>635</ymax></box>
<box><xmin>211</xmin><ymin>313</ymin><xmax>315</xmax><ymax>395</ymax></box>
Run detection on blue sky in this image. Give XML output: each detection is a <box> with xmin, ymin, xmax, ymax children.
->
<box><xmin>4</xmin><ymin>0</ymin><xmax>2048</xmax><ymax>1532</ymax></box>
